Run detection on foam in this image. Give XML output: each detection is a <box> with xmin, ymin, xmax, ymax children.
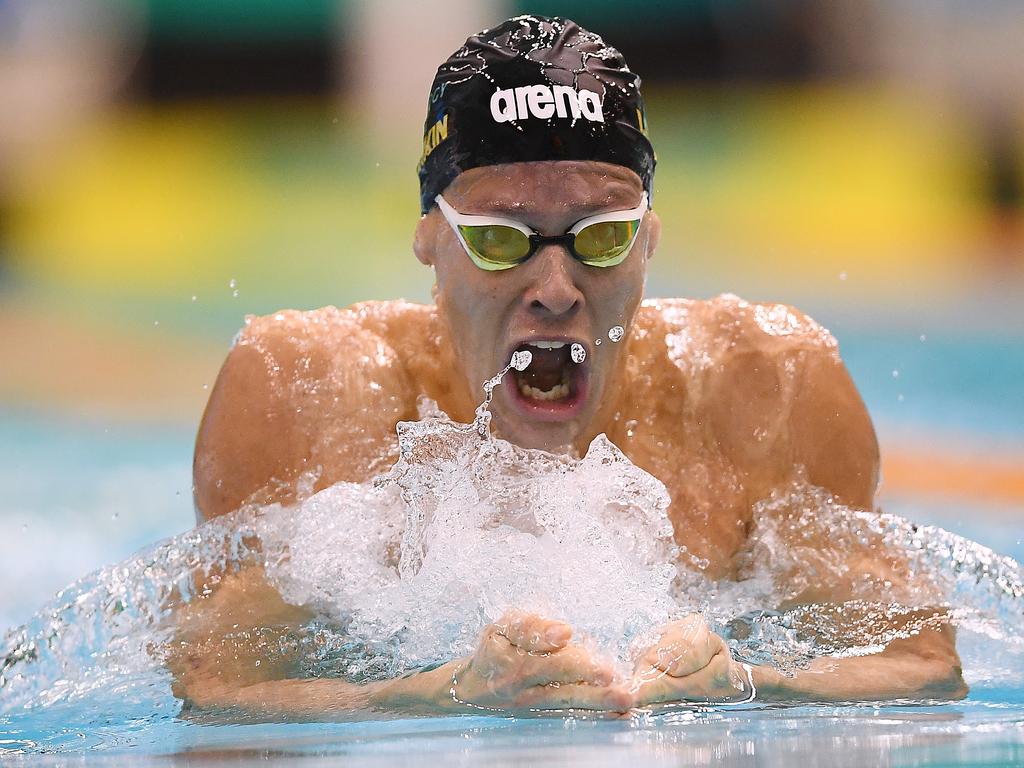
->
<box><xmin>4</xmin><ymin>373</ymin><xmax>1024</xmax><ymax>712</ymax></box>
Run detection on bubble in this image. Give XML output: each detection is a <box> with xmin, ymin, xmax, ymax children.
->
<box><xmin>570</xmin><ymin>343</ymin><xmax>586</xmax><ymax>364</ymax></box>
<box><xmin>608</xmin><ymin>326</ymin><xmax>625</xmax><ymax>343</ymax></box>
<box><xmin>839</xmin><ymin>272</ymin><xmax>848</xmax><ymax>281</ymax></box>
<box><xmin>510</xmin><ymin>349</ymin><xmax>532</xmax><ymax>371</ymax></box>
<box><xmin>595</xmin><ymin>338</ymin><xmax>602</xmax><ymax>346</ymax></box>
<box><xmin>6</xmin><ymin>381</ymin><xmax>1024</xmax><ymax>718</ymax></box>
<box><xmin>920</xmin><ymin>335</ymin><xmax>927</xmax><ymax>342</ymax></box>
<box><xmin>892</xmin><ymin>369</ymin><xmax>900</xmax><ymax>378</ymax></box>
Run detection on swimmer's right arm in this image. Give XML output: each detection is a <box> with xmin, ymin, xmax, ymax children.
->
<box><xmin>169</xmin><ymin>570</ymin><xmax>630</xmax><ymax>720</ymax></box>
<box><xmin>193</xmin><ymin>310</ymin><xmax>416</xmax><ymax>521</ymax></box>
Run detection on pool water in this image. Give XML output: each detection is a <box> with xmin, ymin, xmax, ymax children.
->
<box><xmin>2</xmin><ymin>322</ymin><xmax>1022</xmax><ymax>765</ymax></box>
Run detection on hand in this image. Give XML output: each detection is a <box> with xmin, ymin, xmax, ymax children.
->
<box><xmin>630</xmin><ymin>615</ymin><xmax>752</xmax><ymax>707</ymax></box>
<box><xmin>451</xmin><ymin>610</ymin><xmax>632</xmax><ymax>714</ymax></box>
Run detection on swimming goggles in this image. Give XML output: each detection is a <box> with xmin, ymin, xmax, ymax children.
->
<box><xmin>434</xmin><ymin>192</ymin><xmax>648</xmax><ymax>271</ymax></box>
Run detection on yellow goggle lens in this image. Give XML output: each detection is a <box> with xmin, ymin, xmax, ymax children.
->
<box><xmin>458</xmin><ymin>224</ymin><xmax>531</xmax><ymax>269</ymax></box>
<box><xmin>573</xmin><ymin>220</ymin><xmax>640</xmax><ymax>265</ymax></box>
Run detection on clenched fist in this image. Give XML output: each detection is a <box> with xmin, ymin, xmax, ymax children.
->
<box><xmin>452</xmin><ymin>610</ymin><xmax>632</xmax><ymax>714</ymax></box>
<box><xmin>630</xmin><ymin>614</ymin><xmax>752</xmax><ymax>706</ymax></box>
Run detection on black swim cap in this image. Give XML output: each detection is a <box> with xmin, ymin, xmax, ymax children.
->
<box><xmin>417</xmin><ymin>15</ymin><xmax>655</xmax><ymax>214</ymax></box>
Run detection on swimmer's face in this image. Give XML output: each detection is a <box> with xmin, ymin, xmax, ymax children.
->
<box><xmin>415</xmin><ymin>160</ymin><xmax>661</xmax><ymax>453</ymax></box>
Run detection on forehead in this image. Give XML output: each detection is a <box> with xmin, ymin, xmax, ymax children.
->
<box><xmin>443</xmin><ymin>161</ymin><xmax>643</xmax><ymax>216</ymax></box>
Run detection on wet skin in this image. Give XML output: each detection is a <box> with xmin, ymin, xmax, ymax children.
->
<box><xmin>180</xmin><ymin>161</ymin><xmax>966</xmax><ymax>718</ymax></box>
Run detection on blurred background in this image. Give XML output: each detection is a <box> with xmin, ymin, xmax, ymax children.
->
<box><xmin>1</xmin><ymin>0</ymin><xmax>1022</xmax><ymax>629</ymax></box>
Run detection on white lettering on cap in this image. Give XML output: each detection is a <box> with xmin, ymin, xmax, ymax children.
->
<box><xmin>489</xmin><ymin>84</ymin><xmax>604</xmax><ymax>124</ymax></box>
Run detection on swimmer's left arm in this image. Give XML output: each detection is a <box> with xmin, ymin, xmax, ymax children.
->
<box><xmin>630</xmin><ymin>614</ymin><xmax>967</xmax><ymax>706</ymax></box>
<box><xmin>782</xmin><ymin>342</ymin><xmax>966</xmax><ymax>700</ymax></box>
<box><xmin>639</xmin><ymin>331</ymin><xmax>966</xmax><ymax>706</ymax></box>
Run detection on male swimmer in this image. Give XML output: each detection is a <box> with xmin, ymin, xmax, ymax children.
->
<box><xmin>174</xmin><ymin>16</ymin><xmax>965</xmax><ymax>717</ymax></box>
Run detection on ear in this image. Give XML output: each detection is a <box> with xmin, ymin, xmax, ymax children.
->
<box><xmin>413</xmin><ymin>212</ymin><xmax>439</xmax><ymax>267</ymax></box>
<box><xmin>643</xmin><ymin>209</ymin><xmax>661</xmax><ymax>261</ymax></box>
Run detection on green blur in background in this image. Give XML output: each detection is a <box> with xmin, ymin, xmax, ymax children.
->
<box><xmin>1</xmin><ymin>0</ymin><xmax>1022</xmax><ymax>425</ymax></box>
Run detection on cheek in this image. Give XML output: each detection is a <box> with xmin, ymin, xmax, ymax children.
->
<box><xmin>434</xmin><ymin>261</ymin><xmax>506</xmax><ymax>363</ymax></box>
<box><xmin>588</xmin><ymin>264</ymin><xmax>645</xmax><ymax>322</ymax></box>
<box><xmin>436</xmin><ymin>262</ymin><xmax>490</xmax><ymax>324</ymax></box>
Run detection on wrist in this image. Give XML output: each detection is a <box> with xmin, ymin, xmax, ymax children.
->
<box><xmin>368</xmin><ymin>659</ymin><xmax>467</xmax><ymax>713</ymax></box>
<box><xmin>748</xmin><ymin>663</ymin><xmax>786</xmax><ymax>698</ymax></box>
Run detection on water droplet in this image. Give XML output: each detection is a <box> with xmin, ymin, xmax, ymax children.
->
<box><xmin>892</xmin><ymin>369</ymin><xmax>900</xmax><ymax>378</ymax></box>
<box><xmin>153</xmin><ymin>320</ymin><xmax>159</xmax><ymax>326</ymax></box>
<box><xmin>229</xmin><ymin>278</ymin><xmax>237</xmax><ymax>289</ymax></box>
<box><xmin>202</xmin><ymin>384</ymin><xmax>209</xmax><ymax>390</ymax></box>
<box><xmin>897</xmin><ymin>394</ymin><xmax>905</xmax><ymax>402</ymax></box>
<box><xmin>191</xmin><ymin>295</ymin><xmax>197</xmax><ymax>302</ymax></box>
<box><xmin>111</xmin><ymin>512</ymin><xmax>119</xmax><ymax>521</ymax></box>
<box><xmin>570</xmin><ymin>343</ymin><xmax>586</xmax><ymax>363</ymax></box>
<box><xmin>595</xmin><ymin>338</ymin><xmax>602</xmax><ymax>346</ymax></box>
<box><xmin>839</xmin><ymin>272</ymin><xmax>848</xmax><ymax>281</ymax></box>
<box><xmin>608</xmin><ymin>326</ymin><xmax>624</xmax><ymax>342</ymax></box>
<box><xmin>511</xmin><ymin>350</ymin><xmax>532</xmax><ymax>371</ymax></box>
<box><xmin>919</xmin><ymin>334</ymin><xmax>927</xmax><ymax>342</ymax></box>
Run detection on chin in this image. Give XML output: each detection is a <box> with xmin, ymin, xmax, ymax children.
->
<box><xmin>495</xmin><ymin>421</ymin><xmax>575</xmax><ymax>454</ymax></box>
<box><xmin>490</xmin><ymin>392</ymin><xmax>586</xmax><ymax>453</ymax></box>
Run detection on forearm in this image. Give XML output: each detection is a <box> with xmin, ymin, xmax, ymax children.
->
<box><xmin>179</xmin><ymin>660</ymin><xmax>466</xmax><ymax>721</ymax></box>
<box><xmin>750</xmin><ymin>629</ymin><xmax>967</xmax><ymax>702</ymax></box>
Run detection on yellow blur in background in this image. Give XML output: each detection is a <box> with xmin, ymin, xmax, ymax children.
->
<box><xmin>1</xmin><ymin>0</ymin><xmax>1022</xmax><ymax>503</ymax></box>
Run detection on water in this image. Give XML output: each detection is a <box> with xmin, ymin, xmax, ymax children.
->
<box><xmin>3</xmin><ymin>330</ymin><xmax>1024</xmax><ymax>763</ymax></box>
<box><xmin>3</xmin><ymin>370</ymin><xmax>1024</xmax><ymax>762</ymax></box>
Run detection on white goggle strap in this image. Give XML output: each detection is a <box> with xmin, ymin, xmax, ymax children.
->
<box><xmin>434</xmin><ymin>195</ymin><xmax>534</xmax><ymax>234</ymax></box>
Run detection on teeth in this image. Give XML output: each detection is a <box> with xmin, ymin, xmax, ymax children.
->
<box><xmin>518</xmin><ymin>379</ymin><xmax>570</xmax><ymax>401</ymax></box>
<box><xmin>527</xmin><ymin>341</ymin><xmax>566</xmax><ymax>350</ymax></box>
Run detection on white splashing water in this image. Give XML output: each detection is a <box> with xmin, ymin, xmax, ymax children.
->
<box><xmin>3</xmin><ymin>363</ymin><xmax>1024</xmax><ymax>713</ymax></box>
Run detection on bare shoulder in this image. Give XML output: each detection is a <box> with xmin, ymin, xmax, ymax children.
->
<box><xmin>194</xmin><ymin>301</ymin><xmax>425</xmax><ymax>520</ymax></box>
<box><xmin>640</xmin><ymin>293</ymin><xmax>837</xmax><ymax>354</ymax></box>
<box><xmin>633</xmin><ymin>294</ymin><xmax>838</xmax><ymax>387</ymax></box>
<box><xmin>638</xmin><ymin>295</ymin><xmax>878</xmax><ymax>506</ymax></box>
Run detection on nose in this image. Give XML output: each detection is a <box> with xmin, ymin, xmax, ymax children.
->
<box><xmin>522</xmin><ymin>246</ymin><xmax>585</xmax><ymax>318</ymax></box>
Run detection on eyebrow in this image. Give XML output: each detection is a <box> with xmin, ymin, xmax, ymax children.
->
<box><xmin>465</xmin><ymin>198</ymin><xmax>638</xmax><ymax>218</ymax></box>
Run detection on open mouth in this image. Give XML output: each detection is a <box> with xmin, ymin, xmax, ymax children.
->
<box><xmin>506</xmin><ymin>340</ymin><xmax>587</xmax><ymax>417</ymax></box>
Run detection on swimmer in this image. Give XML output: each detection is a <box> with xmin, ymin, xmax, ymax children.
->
<box><xmin>172</xmin><ymin>16</ymin><xmax>966</xmax><ymax>718</ymax></box>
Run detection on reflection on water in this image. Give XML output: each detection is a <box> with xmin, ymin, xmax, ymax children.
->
<box><xmin>2</xmin><ymin>377</ymin><xmax>1024</xmax><ymax>754</ymax></box>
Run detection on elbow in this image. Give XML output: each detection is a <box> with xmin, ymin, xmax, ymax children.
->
<box><xmin>887</xmin><ymin>625</ymin><xmax>968</xmax><ymax>701</ymax></box>
<box><xmin>919</xmin><ymin>657</ymin><xmax>968</xmax><ymax>701</ymax></box>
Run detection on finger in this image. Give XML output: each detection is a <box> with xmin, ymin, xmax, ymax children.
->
<box><xmin>637</xmin><ymin>615</ymin><xmax>721</xmax><ymax>678</ymax></box>
<box><xmin>514</xmin><ymin>682</ymin><xmax>633</xmax><ymax>713</ymax></box>
<box><xmin>632</xmin><ymin>650</ymin><xmax>742</xmax><ymax>706</ymax></box>
<box><xmin>520</xmin><ymin>643</ymin><xmax>616</xmax><ymax>687</ymax></box>
<box><xmin>497</xmin><ymin>610</ymin><xmax>572</xmax><ymax>653</ymax></box>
